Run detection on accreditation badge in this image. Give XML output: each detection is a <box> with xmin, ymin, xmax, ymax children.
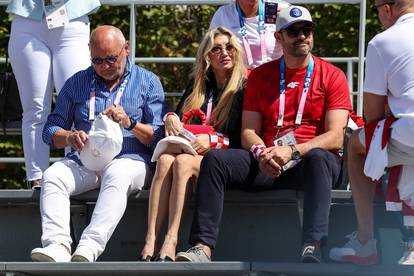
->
<box><xmin>273</xmin><ymin>131</ymin><xmax>300</xmax><ymax>171</ymax></box>
<box><xmin>44</xmin><ymin>0</ymin><xmax>69</xmax><ymax>29</ymax></box>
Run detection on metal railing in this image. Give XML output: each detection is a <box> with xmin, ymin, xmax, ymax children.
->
<box><xmin>0</xmin><ymin>0</ymin><xmax>366</xmax><ymax>165</ymax></box>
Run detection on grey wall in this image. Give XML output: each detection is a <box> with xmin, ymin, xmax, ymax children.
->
<box><xmin>0</xmin><ymin>190</ymin><xmax>404</xmax><ymax>263</ymax></box>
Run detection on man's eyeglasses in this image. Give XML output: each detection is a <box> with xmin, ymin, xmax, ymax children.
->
<box><xmin>284</xmin><ymin>25</ymin><xmax>314</xmax><ymax>38</ymax></box>
<box><xmin>373</xmin><ymin>1</ymin><xmax>395</xmax><ymax>14</ymax></box>
<box><xmin>91</xmin><ymin>43</ymin><xmax>125</xmax><ymax>65</ymax></box>
<box><xmin>210</xmin><ymin>44</ymin><xmax>235</xmax><ymax>55</ymax></box>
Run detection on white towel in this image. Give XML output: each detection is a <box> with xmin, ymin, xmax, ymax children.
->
<box><xmin>398</xmin><ymin>165</ymin><xmax>414</xmax><ymax>208</ymax></box>
<box><xmin>364</xmin><ymin>119</ymin><xmax>388</xmax><ymax>181</ymax></box>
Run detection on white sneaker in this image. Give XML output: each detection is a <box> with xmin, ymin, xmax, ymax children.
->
<box><xmin>399</xmin><ymin>241</ymin><xmax>414</xmax><ymax>265</ymax></box>
<box><xmin>71</xmin><ymin>246</ymin><xmax>96</xmax><ymax>262</ymax></box>
<box><xmin>31</xmin><ymin>243</ymin><xmax>71</xmax><ymax>262</ymax></box>
<box><xmin>329</xmin><ymin>231</ymin><xmax>378</xmax><ymax>265</ymax></box>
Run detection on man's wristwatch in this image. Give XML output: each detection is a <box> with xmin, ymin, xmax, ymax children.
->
<box><xmin>125</xmin><ymin>117</ymin><xmax>137</xmax><ymax>131</ymax></box>
<box><xmin>289</xmin><ymin>144</ymin><xmax>301</xmax><ymax>160</ymax></box>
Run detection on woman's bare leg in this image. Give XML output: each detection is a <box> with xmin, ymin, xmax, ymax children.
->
<box><xmin>158</xmin><ymin>154</ymin><xmax>203</xmax><ymax>260</ymax></box>
<box><xmin>141</xmin><ymin>153</ymin><xmax>176</xmax><ymax>259</ymax></box>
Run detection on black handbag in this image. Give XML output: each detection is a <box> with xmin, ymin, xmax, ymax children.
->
<box><xmin>0</xmin><ymin>55</ymin><xmax>23</xmax><ymax>134</ymax></box>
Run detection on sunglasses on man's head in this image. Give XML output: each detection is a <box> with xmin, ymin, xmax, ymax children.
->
<box><xmin>210</xmin><ymin>44</ymin><xmax>235</xmax><ymax>55</ymax></box>
<box><xmin>284</xmin><ymin>25</ymin><xmax>314</xmax><ymax>38</ymax></box>
<box><xmin>372</xmin><ymin>1</ymin><xmax>395</xmax><ymax>14</ymax></box>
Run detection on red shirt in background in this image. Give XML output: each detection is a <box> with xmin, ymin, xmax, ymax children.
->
<box><xmin>243</xmin><ymin>55</ymin><xmax>353</xmax><ymax>147</ymax></box>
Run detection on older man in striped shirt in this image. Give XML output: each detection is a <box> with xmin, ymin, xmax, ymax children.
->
<box><xmin>30</xmin><ymin>25</ymin><xmax>165</xmax><ymax>263</ymax></box>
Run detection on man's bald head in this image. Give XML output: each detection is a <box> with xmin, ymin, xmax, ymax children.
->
<box><xmin>374</xmin><ymin>0</ymin><xmax>414</xmax><ymax>29</ymax></box>
<box><xmin>89</xmin><ymin>25</ymin><xmax>130</xmax><ymax>84</ymax></box>
<box><xmin>377</xmin><ymin>0</ymin><xmax>414</xmax><ymax>12</ymax></box>
<box><xmin>89</xmin><ymin>25</ymin><xmax>126</xmax><ymax>49</ymax></box>
<box><xmin>393</xmin><ymin>0</ymin><xmax>414</xmax><ymax>10</ymax></box>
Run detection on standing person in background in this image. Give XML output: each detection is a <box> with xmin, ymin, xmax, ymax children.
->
<box><xmin>7</xmin><ymin>0</ymin><xmax>101</xmax><ymax>188</ymax></box>
<box><xmin>210</xmin><ymin>0</ymin><xmax>289</xmax><ymax>71</ymax></box>
<box><xmin>140</xmin><ymin>27</ymin><xmax>246</xmax><ymax>262</ymax></box>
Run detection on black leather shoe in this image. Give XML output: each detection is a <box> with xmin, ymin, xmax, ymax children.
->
<box><xmin>139</xmin><ymin>255</ymin><xmax>154</xmax><ymax>262</ymax></box>
<box><xmin>27</xmin><ymin>179</ymin><xmax>42</xmax><ymax>190</ymax></box>
<box><xmin>154</xmin><ymin>254</ymin><xmax>174</xmax><ymax>262</ymax></box>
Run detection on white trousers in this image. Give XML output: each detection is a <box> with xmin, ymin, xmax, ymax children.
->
<box><xmin>8</xmin><ymin>15</ymin><xmax>91</xmax><ymax>181</ymax></box>
<box><xmin>40</xmin><ymin>158</ymin><xmax>148</xmax><ymax>259</ymax></box>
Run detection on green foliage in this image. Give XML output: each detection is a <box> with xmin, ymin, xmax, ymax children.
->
<box><xmin>306</xmin><ymin>3</ymin><xmax>382</xmax><ymax>57</ymax></box>
<box><xmin>0</xmin><ymin>2</ymin><xmax>383</xmax><ymax>188</ymax></box>
<box><xmin>0</xmin><ymin>6</ymin><xmax>11</xmax><ymax>57</ymax></box>
<box><xmin>0</xmin><ymin>135</ymin><xmax>25</xmax><ymax>188</ymax></box>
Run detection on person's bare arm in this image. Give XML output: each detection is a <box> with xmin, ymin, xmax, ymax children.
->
<box><xmin>363</xmin><ymin>92</ymin><xmax>387</xmax><ymax>124</ymax></box>
<box><xmin>295</xmin><ymin>109</ymin><xmax>349</xmax><ymax>156</ymax></box>
<box><xmin>52</xmin><ymin>129</ymin><xmax>88</xmax><ymax>151</ymax></box>
<box><xmin>265</xmin><ymin>109</ymin><xmax>349</xmax><ymax>168</ymax></box>
<box><xmin>242</xmin><ymin>110</ymin><xmax>282</xmax><ymax>177</ymax></box>
<box><xmin>241</xmin><ymin>111</ymin><xmax>265</xmax><ymax>149</ymax></box>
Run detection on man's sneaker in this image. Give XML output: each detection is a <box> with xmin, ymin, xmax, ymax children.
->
<box><xmin>329</xmin><ymin>231</ymin><xmax>378</xmax><ymax>265</ymax></box>
<box><xmin>301</xmin><ymin>244</ymin><xmax>322</xmax><ymax>263</ymax></box>
<box><xmin>175</xmin><ymin>246</ymin><xmax>211</xmax><ymax>262</ymax></box>
<box><xmin>71</xmin><ymin>246</ymin><xmax>96</xmax><ymax>262</ymax></box>
<box><xmin>31</xmin><ymin>243</ymin><xmax>71</xmax><ymax>262</ymax></box>
<box><xmin>399</xmin><ymin>241</ymin><xmax>414</xmax><ymax>265</ymax></box>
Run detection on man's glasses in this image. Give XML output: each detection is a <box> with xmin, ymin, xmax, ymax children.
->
<box><xmin>210</xmin><ymin>44</ymin><xmax>235</xmax><ymax>55</ymax></box>
<box><xmin>373</xmin><ymin>1</ymin><xmax>394</xmax><ymax>14</ymax></box>
<box><xmin>284</xmin><ymin>25</ymin><xmax>314</xmax><ymax>38</ymax></box>
<box><xmin>91</xmin><ymin>43</ymin><xmax>125</xmax><ymax>65</ymax></box>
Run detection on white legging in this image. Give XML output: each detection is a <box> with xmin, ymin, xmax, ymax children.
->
<box><xmin>8</xmin><ymin>15</ymin><xmax>91</xmax><ymax>181</ymax></box>
<box><xmin>40</xmin><ymin>158</ymin><xmax>149</xmax><ymax>260</ymax></box>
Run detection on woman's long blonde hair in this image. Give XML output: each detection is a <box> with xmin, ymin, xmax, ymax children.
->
<box><xmin>181</xmin><ymin>27</ymin><xmax>245</xmax><ymax>130</ymax></box>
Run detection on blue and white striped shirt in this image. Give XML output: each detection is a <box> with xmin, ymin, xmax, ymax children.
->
<box><xmin>43</xmin><ymin>58</ymin><xmax>166</xmax><ymax>165</ymax></box>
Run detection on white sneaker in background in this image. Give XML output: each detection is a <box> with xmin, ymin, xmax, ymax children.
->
<box><xmin>399</xmin><ymin>241</ymin><xmax>414</xmax><ymax>265</ymax></box>
<box><xmin>329</xmin><ymin>231</ymin><xmax>378</xmax><ymax>265</ymax></box>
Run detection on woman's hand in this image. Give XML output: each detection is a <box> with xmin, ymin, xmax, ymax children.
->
<box><xmin>164</xmin><ymin>114</ymin><xmax>183</xmax><ymax>136</ymax></box>
<box><xmin>190</xmin><ymin>134</ymin><xmax>210</xmax><ymax>154</ymax></box>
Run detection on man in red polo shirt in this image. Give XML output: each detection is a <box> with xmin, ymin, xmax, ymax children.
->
<box><xmin>176</xmin><ymin>5</ymin><xmax>352</xmax><ymax>263</ymax></box>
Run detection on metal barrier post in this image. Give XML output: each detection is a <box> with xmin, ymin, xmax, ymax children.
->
<box><xmin>129</xmin><ymin>3</ymin><xmax>136</xmax><ymax>63</ymax></box>
<box><xmin>357</xmin><ymin>0</ymin><xmax>367</xmax><ymax>116</ymax></box>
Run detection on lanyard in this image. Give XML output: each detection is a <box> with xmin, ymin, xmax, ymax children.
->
<box><xmin>236</xmin><ymin>0</ymin><xmax>267</xmax><ymax>67</ymax></box>
<box><xmin>88</xmin><ymin>74</ymin><xmax>130</xmax><ymax>121</ymax></box>
<box><xmin>206</xmin><ymin>93</ymin><xmax>213</xmax><ymax>124</ymax></box>
<box><xmin>277</xmin><ymin>56</ymin><xmax>314</xmax><ymax>128</ymax></box>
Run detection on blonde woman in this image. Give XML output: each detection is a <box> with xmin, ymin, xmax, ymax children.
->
<box><xmin>140</xmin><ymin>27</ymin><xmax>246</xmax><ymax>262</ymax></box>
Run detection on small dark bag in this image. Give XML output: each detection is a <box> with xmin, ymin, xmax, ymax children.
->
<box><xmin>0</xmin><ymin>56</ymin><xmax>23</xmax><ymax>134</ymax></box>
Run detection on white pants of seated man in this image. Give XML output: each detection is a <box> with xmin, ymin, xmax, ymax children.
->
<box><xmin>40</xmin><ymin>158</ymin><xmax>148</xmax><ymax>260</ymax></box>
